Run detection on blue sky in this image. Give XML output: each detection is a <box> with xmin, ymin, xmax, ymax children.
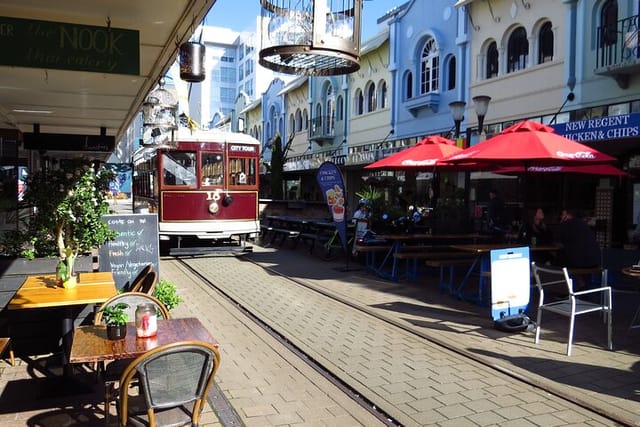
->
<box><xmin>206</xmin><ymin>0</ymin><xmax>405</xmax><ymax>41</ymax></box>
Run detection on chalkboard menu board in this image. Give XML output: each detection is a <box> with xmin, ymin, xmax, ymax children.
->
<box><xmin>99</xmin><ymin>213</ymin><xmax>160</xmax><ymax>290</ymax></box>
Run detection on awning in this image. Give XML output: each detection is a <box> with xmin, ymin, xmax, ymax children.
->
<box><xmin>454</xmin><ymin>0</ymin><xmax>476</xmax><ymax>8</ymax></box>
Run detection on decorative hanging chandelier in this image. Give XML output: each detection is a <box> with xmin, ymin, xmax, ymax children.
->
<box><xmin>141</xmin><ymin>78</ymin><xmax>179</xmax><ymax>148</ymax></box>
<box><xmin>259</xmin><ymin>0</ymin><xmax>362</xmax><ymax>76</ymax></box>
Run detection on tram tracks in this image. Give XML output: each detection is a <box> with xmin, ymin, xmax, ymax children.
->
<box><xmin>174</xmin><ymin>255</ymin><xmax>629</xmax><ymax>426</ymax></box>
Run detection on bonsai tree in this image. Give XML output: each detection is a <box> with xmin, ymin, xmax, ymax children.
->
<box><xmin>18</xmin><ymin>159</ymin><xmax>117</xmax><ymax>272</ymax></box>
<box><xmin>100</xmin><ymin>302</ymin><xmax>130</xmax><ymax>326</ymax></box>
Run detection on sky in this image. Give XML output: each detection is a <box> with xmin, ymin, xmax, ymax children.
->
<box><xmin>206</xmin><ymin>0</ymin><xmax>406</xmax><ymax>41</ymax></box>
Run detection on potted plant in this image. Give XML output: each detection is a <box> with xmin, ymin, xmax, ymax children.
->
<box><xmin>100</xmin><ymin>302</ymin><xmax>130</xmax><ymax>340</ymax></box>
<box><xmin>153</xmin><ymin>279</ymin><xmax>183</xmax><ymax>313</ymax></box>
<box><xmin>16</xmin><ymin>159</ymin><xmax>117</xmax><ymax>286</ymax></box>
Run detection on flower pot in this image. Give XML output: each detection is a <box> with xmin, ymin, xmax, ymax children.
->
<box><xmin>106</xmin><ymin>324</ymin><xmax>127</xmax><ymax>340</ymax></box>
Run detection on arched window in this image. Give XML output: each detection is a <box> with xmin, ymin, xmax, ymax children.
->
<box><xmin>366</xmin><ymin>82</ymin><xmax>376</xmax><ymax>112</ymax></box>
<box><xmin>507</xmin><ymin>27</ymin><xmax>528</xmax><ymax>73</ymax></box>
<box><xmin>405</xmin><ymin>72</ymin><xmax>413</xmax><ymax>100</ymax></box>
<box><xmin>355</xmin><ymin>88</ymin><xmax>364</xmax><ymax>115</ymax></box>
<box><xmin>486</xmin><ymin>42</ymin><xmax>499</xmax><ymax>78</ymax></box>
<box><xmin>289</xmin><ymin>114</ymin><xmax>295</xmax><ymax>134</ymax></box>
<box><xmin>303</xmin><ymin>109</ymin><xmax>308</xmax><ymax>130</ymax></box>
<box><xmin>538</xmin><ymin>22</ymin><xmax>554</xmax><ymax>63</ymax></box>
<box><xmin>295</xmin><ymin>109</ymin><xmax>302</xmax><ymax>132</ymax></box>
<box><xmin>378</xmin><ymin>80</ymin><xmax>387</xmax><ymax>109</ymax></box>
<box><xmin>336</xmin><ymin>95</ymin><xmax>344</xmax><ymax>121</ymax></box>
<box><xmin>420</xmin><ymin>38</ymin><xmax>439</xmax><ymax>94</ymax></box>
<box><xmin>447</xmin><ymin>56</ymin><xmax>456</xmax><ymax>90</ymax></box>
<box><xmin>325</xmin><ymin>84</ymin><xmax>335</xmax><ymax>133</ymax></box>
<box><xmin>600</xmin><ymin>0</ymin><xmax>618</xmax><ymax>47</ymax></box>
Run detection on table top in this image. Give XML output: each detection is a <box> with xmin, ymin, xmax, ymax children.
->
<box><xmin>450</xmin><ymin>243</ymin><xmax>560</xmax><ymax>254</ymax></box>
<box><xmin>375</xmin><ymin>233</ymin><xmax>488</xmax><ymax>241</ymax></box>
<box><xmin>7</xmin><ymin>272</ymin><xmax>117</xmax><ymax>310</ymax></box>
<box><xmin>69</xmin><ymin>317</ymin><xmax>219</xmax><ymax>364</ymax></box>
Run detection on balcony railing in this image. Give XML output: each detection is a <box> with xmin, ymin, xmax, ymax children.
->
<box><xmin>595</xmin><ymin>14</ymin><xmax>640</xmax><ymax>88</ymax></box>
<box><xmin>309</xmin><ymin>115</ymin><xmax>336</xmax><ymax>144</ymax></box>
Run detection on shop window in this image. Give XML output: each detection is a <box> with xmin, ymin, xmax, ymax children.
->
<box><xmin>201</xmin><ymin>152</ymin><xmax>224</xmax><ymax>186</ymax></box>
<box><xmin>229</xmin><ymin>156</ymin><xmax>257</xmax><ymax>186</ymax></box>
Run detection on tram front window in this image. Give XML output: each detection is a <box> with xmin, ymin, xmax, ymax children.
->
<box><xmin>201</xmin><ymin>152</ymin><xmax>224</xmax><ymax>186</ymax></box>
<box><xmin>162</xmin><ymin>151</ymin><xmax>196</xmax><ymax>186</ymax></box>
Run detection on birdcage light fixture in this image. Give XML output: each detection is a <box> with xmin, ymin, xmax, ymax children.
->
<box><xmin>141</xmin><ymin>78</ymin><xmax>179</xmax><ymax>148</ymax></box>
<box><xmin>259</xmin><ymin>0</ymin><xmax>362</xmax><ymax>76</ymax></box>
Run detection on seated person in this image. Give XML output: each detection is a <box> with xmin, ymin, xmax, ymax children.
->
<box><xmin>519</xmin><ymin>207</ymin><xmax>554</xmax><ymax>264</ymax></box>
<box><xmin>554</xmin><ymin>208</ymin><xmax>601</xmax><ymax>288</ymax></box>
<box><xmin>352</xmin><ymin>201</ymin><xmax>370</xmax><ymax>222</ymax></box>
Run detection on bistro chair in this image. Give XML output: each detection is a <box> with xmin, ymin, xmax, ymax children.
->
<box><xmin>126</xmin><ymin>264</ymin><xmax>153</xmax><ymax>292</ymax></box>
<box><xmin>130</xmin><ymin>270</ymin><xmax>158</xmax><ymax>294</ymax></box>
<box><xmin>95</xmin><ymin>292</ymin><xmax>171</xmax><ymax>424</ymax></box>
<box><xmin>116</xmin><ymin>340</ymin><xmax>221</xmax><ymax>427</ymax></box>
<box><xmin>531</xmin><ymin>262</ymin><xmax>613</xmax><ymax>356</ymax></box>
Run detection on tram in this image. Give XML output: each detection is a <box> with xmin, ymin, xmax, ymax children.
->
<box><xmin>132</xmin><ymin>129</ymin><xmax>261</xmax><ymax>248</ymax></box>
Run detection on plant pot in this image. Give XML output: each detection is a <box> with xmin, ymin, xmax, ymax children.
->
<box><xmin>106</xmin><ymin>324</ymin><xmax>127</xmax><ymax>340</ymax></box>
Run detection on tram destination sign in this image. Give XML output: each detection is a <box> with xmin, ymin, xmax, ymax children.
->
<box><xmin>0</xmin><ymin>16</ymin><xmax>139</xmax><ymax>75</ymax></box>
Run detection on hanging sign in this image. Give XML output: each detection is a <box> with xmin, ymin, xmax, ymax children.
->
<box><xmin>316</xmin><ymin>161</ymin><xmax>348</xmax><ymax>253</ymax></box>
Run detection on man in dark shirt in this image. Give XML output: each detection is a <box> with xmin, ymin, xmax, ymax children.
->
<box><xmin>556</xmin><ymin>209</ymin><xmax>601</xmax><ymax>268</ymax></box>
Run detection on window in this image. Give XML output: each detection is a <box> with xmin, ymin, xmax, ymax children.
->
<box><xmin>289</xmin><ymin>114</ymin><xmax>295</xmax><ymax>134</ymax></box>
<box><xmin>486</xmin><ymin>42</ymin><xmax>499</xmax><ymax>78</ymax></box>
<box><xmin>538</xmin><ymin>22</ymin><xmax>554</xmax><ymax>63</ymax></box>
<box><xmin>405</xmin><ymin>72</ymin><xmax>413</xmax><ymax>99</ymax></box>
<box><xmin>221</xmin><ymin>88</ymin><xmax>235</xmax><ymax>103</ymax></box>
<box><xmin>325</xmin><ymin>84</ymin><xmax>335</xmax><ymax>132</ymax></box>
<box><xmin>295</xmin><ymin>109</ymin><xmax>302</xmax><ymax>131</ymax></box>
<box><xmin>507</xmin><ymin>27</ymin><xmax>528</xmax><ymax>73</ymax></box>
<box><xmin>447</xmin><ymin>56</ymin><xmax>456</xmax><ymax>90</ymax></box>
<box><xmin>355</xmin><ymin>88</ymin><xmax>364</xmax><ymax>115</ymax></box>
<box><xmin>378</xmin><ymin>80</ymin><xmax>387</xmax><ymax>109</ymax></box>
<box><xmin>303</xmin><ymin>109</ymin><xmax>309</xmax><ymax>129</ymax></box>
<box><xmin>366</xmin><ymin>82</ymin><xmax>376</xmax><ymax>113</ymax></box>
<box><xmin>162</xmin><ymin>151</ymin><xmax>196</xmax><ymax>186</ymax></box>
<box><xmin>336</xmin><ymin>96</ymin><xmax>344</xmax><ymax>121</ymax></box>
<box><xmin>228</xmin><ymin>156</ymin><xmax>257</xmax><ymax>186</ymax></box>
<box><xmin>600</xmin><ymin>0</ymin><xmax>618</xmax><ymax>46</ymax></box>
<box><xmin>238</xmin><ymin>63</ymin><xmax>244</xmax><ymax>81</ymax></box>
<box><xmin>221</xmin><ymin>67</ymin><xmax>236</xmax><ymax>83</ymax></box>
<box><xmin>420</xmin><ymin>38</ymin><xmax>439</xmax><ymax>94</ymax></box>
<box><xmin>201</xmin><ymin>152</ymin><xmax>224</xmax><ymax>186</ymax></box>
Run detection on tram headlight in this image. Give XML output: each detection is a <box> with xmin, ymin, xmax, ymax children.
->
<box><xmin>208</xmin><ymin>202</ymin><xmax>219</xmax><ymax>214</ymax></box>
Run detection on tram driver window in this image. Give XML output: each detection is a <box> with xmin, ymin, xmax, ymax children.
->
<box><xmin>201</xmin><ymin>153</ymin><xmax>224</xmax><ymax>186</ymax></box>
<box><xmin>162</xmin><ymin>151</ymin><xmax>196</xmax><ymax>186</ymax></box>
<box><xmin>229</xmin><ymin>157</ymin><xmax>257</xmax><ymax>186</ymax></box>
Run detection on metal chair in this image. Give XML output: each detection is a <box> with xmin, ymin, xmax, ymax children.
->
<box><xmin>531</xmin><ymin>262</ymin><xmax>613</xmax><ymax>356</ymax></box>
<box><xmin>130</xmin><ymin>270</ymin><xmax>158</xmax><ymax>294</ymax></box>
<box><xmin>116</xmin><ymin>341</ymin><xmax>221</xmax><ymax>427</ymax></box>
<box><xmin>95</xmin><ymin>292</ymin><xmax>171</xmax><ymax>424</ymax></box>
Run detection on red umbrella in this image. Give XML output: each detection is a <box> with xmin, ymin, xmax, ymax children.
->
<box><xmin>495</xmin><ymin>164</ymin><xmax>630</xmax><ymax>176</ymax></box>
<box><xmin>441</xmin><ymin>120</ymin><xmax>617</xmax><ymax>168</ymax></box>
<box><xmin>365</xmin><ymin>135</ymin><xmax>462</xmax><ymax>170</ymax></box>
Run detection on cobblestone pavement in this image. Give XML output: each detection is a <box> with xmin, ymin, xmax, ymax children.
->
<box><xmin>163</xmin><ymin>243</ymin><xmax>637</xmax><ymax>426</ymax></box>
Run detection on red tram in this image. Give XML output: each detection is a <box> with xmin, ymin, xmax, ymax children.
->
<box><xmin>132</xmin><ymin>129</ymin><xmax>261</xmax><ymax>247</ymax></box>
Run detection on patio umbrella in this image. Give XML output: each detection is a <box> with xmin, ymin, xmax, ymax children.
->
<box><xmin>364</xmin><ymin>135</ymin><xmax>462</xmax><ymax>170</ymax></box>
<box><xmin>494</xmin><ymin>164</ymin><xmax>630</xmax><ymax>176</ymax></box>
<box><xmin>440</xmin><ymin>120</ymin><xmax>617</xmax><ymax>168</ymax></box>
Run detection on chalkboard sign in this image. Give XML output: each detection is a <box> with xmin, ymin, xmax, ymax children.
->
<box><xmin>99</xmin><ymin>214</ymin><xmax>160</xmax><ymax>291</ymax></box>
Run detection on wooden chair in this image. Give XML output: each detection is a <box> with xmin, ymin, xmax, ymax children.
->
<box><xmin>130</xmin><ymin>270</ymin><xmax>158</xmax><ymax>295</ymax></box>
<box><xmin>0</xmin><ymin>337</ymin><xmax>14</xmax><ymax>366</ymax></box>
<box><xmin>116</xmin><ymin>341</ymin><xmax>221</xmax><ymax>427</ymax></box>
<box><xmin>95</xmin><ymin>292</ymin><xmax>171</xmax><ymax>424</ymax></box>
<box><xmin>126</xmin><ymin>264</ymin><xmax>153</xmax><ymax>292</ymax></box>
<box><xmin>531</xmin><ymin>262</ymin><xmax>613</xmax><ymax>356</ymax></box>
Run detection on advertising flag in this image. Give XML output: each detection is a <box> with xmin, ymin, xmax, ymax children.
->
<box><xmin>316</xmin><ymin>161</ymin><xmax>348</xmax><ymax>253</ymax></box>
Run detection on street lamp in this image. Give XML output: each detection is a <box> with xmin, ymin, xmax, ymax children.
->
<box><xmin>472</xmin><ymin>95</ymin><xmax>491</xmax><ymax>136</ymax></box>
<box><xmin>448</xmin><ymin>101</ymin><xmax>466</xmax><ymax>139</ymax></box>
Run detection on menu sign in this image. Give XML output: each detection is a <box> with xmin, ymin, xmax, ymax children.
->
<box><xmin>316</xmin><ymin>161</ymin><xmax>348</xmax><ymax>253</ymax></box>
<box><xmin>99</xmin><ymin>214</ymin><xmax>159</xmax><ymax>290</ymax></box>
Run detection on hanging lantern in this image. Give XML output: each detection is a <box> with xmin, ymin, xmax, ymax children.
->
<box><xmin>259</xmin><ymin>0</ymin><xmax>362</xmax><ymax>76</ymax></box>
<box><xmin>179</xmin><ymin>41</ymin><xmax>206</xmax><ymax>82</ymax></box>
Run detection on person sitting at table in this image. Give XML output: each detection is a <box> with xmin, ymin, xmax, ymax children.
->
<box><xmin>352</xmin><ymin>200</ymin><xmax>370</xmax><ymax>222</ymax></box>
<box><xmin>554</xmin><ymin>208</ymin><xmax>601</xmax><ymax>288</ymax></box>
<box><xmin>519</xmin><ymin>207</ymin><xmax>554</xmax><ymax>264</ymax></box>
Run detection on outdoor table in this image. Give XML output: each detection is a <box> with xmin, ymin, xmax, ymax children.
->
<box><xmin>621</xmin><ymin>266</ymin><xmax>640</xmax><ymax>329</ymax></box>
<box><xmin>69</xmin><ymin>317</ymin><xmax>219</xmax><ymax>364</ymax></box>
<box><xmin>450</xmin><ymin>243</ymin><xmax>559</xmax><ymax>304</ymax></box>
<box><xmin>7</xmin><ymin>272</ymin><xmax>117</xmax><ymax>369</ymax></box>
<box><xmin>371</xmin><ymin>233</ymin><xmax>489</xmax><ymax>282</ymax></box>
